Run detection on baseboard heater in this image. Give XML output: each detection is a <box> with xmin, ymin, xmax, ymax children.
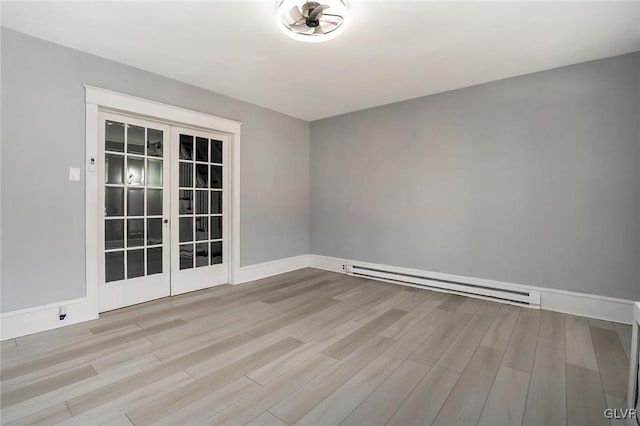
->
<box><xmin>347</xmin><ymin>264</ymin><xmax>541</xmax><ymax>308</ymax></box>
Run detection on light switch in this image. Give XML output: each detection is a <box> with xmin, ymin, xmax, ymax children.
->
<box><xmin>69</xmin><ymin>167</ymin><xmax>81</xmax><ymax>182</ymax></box>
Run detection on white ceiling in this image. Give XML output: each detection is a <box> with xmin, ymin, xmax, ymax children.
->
<box><xmin>3</xmin><ymin>1</ymin><xmax>640</xmax><ymax>121</ymax></box>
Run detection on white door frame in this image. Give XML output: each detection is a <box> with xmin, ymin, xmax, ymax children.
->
<box><xmin>85</xmin><ymin>85</ymin><xmax>242</xmax><ymax>315</ymax></box>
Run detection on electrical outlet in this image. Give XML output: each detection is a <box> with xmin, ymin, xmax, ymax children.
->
<box><xmin>59</xmin><ymin>306</ymin><xmax>67</xmax><ymax>321</ymax></box>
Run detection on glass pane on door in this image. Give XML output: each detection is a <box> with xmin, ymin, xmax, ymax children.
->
<box><xmin>104</xmin><ymin>121</ymin><xmax>166</xmax><ymax>282</ymax></box>
<box><xmin>178</xmin><ymin>133</ymin><xmax>223</xmax><ymax>269</ymax></box>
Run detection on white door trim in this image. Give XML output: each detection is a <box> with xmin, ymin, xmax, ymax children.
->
<box><xmin>85</xmin><ymin>85</ymin><xmax>242</xmax><ymax>134</ymax></box>
<box><xmin>85</xmin><ymin>85</ymin><xmax>242</xmax><ymax>316</ymax></box>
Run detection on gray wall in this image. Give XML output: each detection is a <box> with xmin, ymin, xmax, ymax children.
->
<box><xmin>311</xmin><ymin>52</ymin><xmax>640</xmax><ymax>301</ymax></box>
<box><xmin>3</xmin><ymin>27</ymin><xmax>638</xmax><ymax>313</ymax></box>
<box><xmin>1</xmin><ymin>28</ymin><xmax>310</xmax><ymax>312</ymax></box>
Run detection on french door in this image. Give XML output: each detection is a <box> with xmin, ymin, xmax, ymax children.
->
<box><xmin>97</xmin><ymin>112</ymin><xmax>228</xmax><ymax>312</ymax></box>
<box><xmin>170</xmin><ymin>126</ymin><xmax>229</xmax><ymax>295</ymax></box>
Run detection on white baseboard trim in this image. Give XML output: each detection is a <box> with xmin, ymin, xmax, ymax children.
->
<box><xmin>539</xmin><ymin>291</ymin><xmax>635</xmax><ymax>325</ymax></box>
<box><xmin>235</xmin><ymin>255</ymin><xmax>311</xmax><ymax>285</ymax></box>
<box><xmin>309</xmin><ymin>254</ymin><xmax>636</xmax><ymax>325</ymax></box>
<box><xmin>3</xmin><ymin>252</ymin><xmax>633</xmax><ymax>341</ymax></box>
<box><xmin>1</xmin><ymin>298</ymin><xmax>99</xmax><ymax>341</ymax></box>
<box><xmin>0</xmin><ymin>255</ymin><xmax>311</xmax><ymax>341</ymax></box>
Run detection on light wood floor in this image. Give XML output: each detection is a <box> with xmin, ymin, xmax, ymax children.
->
<box><xmin>0</xmin><ymin>268</ymin><xmax>632</xmax><ymax>426</ymax></box>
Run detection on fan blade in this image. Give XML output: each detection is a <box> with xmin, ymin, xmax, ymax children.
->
<box><xmin>291</xmin><ymin>23</ymin><xmax>315</xmax><ymax>34</ymax></box>
<box><xmin>313</xmin><ymin>26</ymin><xmax>325</xmax><ymax>35</ymax></box>
<box><xmin>287</xmin><ymin>6</ymin><xmax>305</xmax><ymax>23</ymax></box>
<box><xmin>318</xmin><ymin>23</ymin><xmax>336</xmax><ymax>34</ymax></box>
<box><xmin>309</xmin><ymin>4</ymin><xmax>328</xmax><ymax>20</ymax></box>
<box><xmin>322</xmin><ymin>12</ymin><xmax>344</xmax><ymax>20</ymax></box>
<box><xmin>321</xmin><ymin>16</ymin><xmax>343</xmax><ymax>26</ymax></box>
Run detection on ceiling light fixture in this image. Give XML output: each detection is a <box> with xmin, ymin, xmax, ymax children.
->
<box><xmin>277</xmin><ymin>0</ymin><xmax>347</xmax><ymax>43</ymax></box>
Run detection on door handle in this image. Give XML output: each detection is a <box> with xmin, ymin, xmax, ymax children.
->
<box><xmin>163</xmin><ymin>219</ymin><xmax>169</xmax><ymax>224</ymax></box>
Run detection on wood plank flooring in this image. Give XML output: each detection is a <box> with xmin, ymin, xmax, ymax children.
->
<box><xmin>0</xmin><ymin>268</ymin><xmax>632</xmax><ymax>425</ymax></box>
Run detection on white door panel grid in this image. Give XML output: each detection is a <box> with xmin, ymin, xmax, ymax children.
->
<box><xmin>98</xmin><ymin>112</ymin><xmax>171</xmax><ymax>311</ymax></box>
<box><xmin>170</xmin><ymin>126</ymin><xmax>229</xmax><ymax>295</ymax></box>
<box><xmin>87</xmin><ymin>86</ymin><xmax>241</xmax><ymax>314</ymax></box>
